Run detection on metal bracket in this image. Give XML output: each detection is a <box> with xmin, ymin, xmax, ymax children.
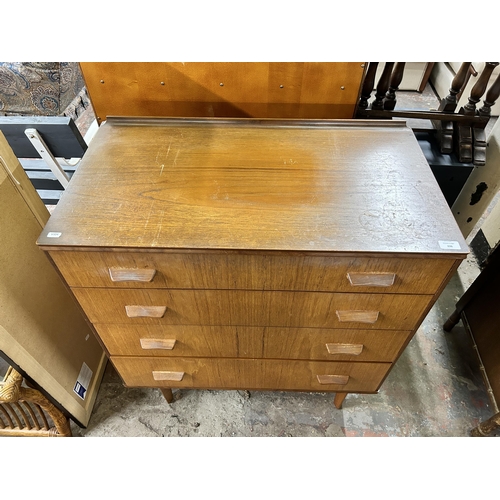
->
<box><xmin>24</xmin><ymin>128</ymin><xmax>71</xmax><ymax>189</ymax></box>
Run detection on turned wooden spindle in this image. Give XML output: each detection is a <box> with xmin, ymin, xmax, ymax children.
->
<box><xmin>439</xmin><ymin>62</ymin><xmax>472</xmax><ymax>112</ymax></box>
<box><xmin>462</xmin><ymin>62</ymin><xmax>499</xmax><ymax>116</ymax></box>
<box><xmin>358</xmin><ymin>62</ymin><xmax>379</xmax><ymax>110</ymax></box>
<box><xmin>384</xmin><ymin>63</ymin><xmax>406</xmax><ymax>110</ymax></box>
<box><xmin>371</xmin><ymin>63</ymin><xmax>395</xmax><ymax>110</ymax></box>
<box><xmin>160</xmin><ymin>388</ymin><xmax>174</xmax><ymax>403</ymax></box>
<box><xmin>478</xmin><ymin>71</ymin><xmax>500</xmax><ymax>118</ymax></box>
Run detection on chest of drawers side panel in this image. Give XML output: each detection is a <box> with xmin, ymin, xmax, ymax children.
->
<box><xmin>71</xmin><ymin>288</ymin><xmax>433</xmax><ymax>330</ymax></box>
<box><xmin>94</xmin><ymin>324</ymin><xmax>413</xmax><ymax>362</ymax></box>
<box><xmin>38</xmin><ymin>119</ymin><xmax>468</xmax><ymax>256</ymax></box>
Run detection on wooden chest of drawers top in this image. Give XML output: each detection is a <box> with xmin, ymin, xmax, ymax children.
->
<box><xmin>38</xmin><ymin>117</ymin><xmax>466</xmax><ymax>258</ymax></box>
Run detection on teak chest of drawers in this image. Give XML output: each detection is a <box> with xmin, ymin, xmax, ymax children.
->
<box><xmin>38</xmin><ymin>117</ymin><xmax>467</xmax><ymax>409</ymax></box>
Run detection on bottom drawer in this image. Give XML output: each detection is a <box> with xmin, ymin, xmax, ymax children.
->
<box><xmin>111</xmin><ymin>356</ymin><xmax>391</xmax><ymax>393</ymax></box>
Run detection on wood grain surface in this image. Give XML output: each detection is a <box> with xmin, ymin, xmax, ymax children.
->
<box><xmin>94</xmin><ymin>324</ymin><xmax>412</xmax><ymax>362</ymax></box>
<box><xmin>139</xmin><ymin>338</ymin><xmax>176</xmax><ymax>350</ymax></box>
<box><xmin>462</xmin><ymin>276</ymin><xmax>500</xmax><ymax>404</ymax></box>
<box><xmin>111</xmin><ymin>356</ymin><xmax>391</xmax><ymax>393</ymax></box>
<box><xmin>38</xmin><ymin>118</ymin><xmax>467</xmax><ymax>256</ymax></box>
<box><xmin>80</xmin><ymin>62</ymin><xmax>365</xmax><ymax>123</ymax></box>
<box><xmin>0</xmin><ymin>133</ymin><xmax>106</xmax><ymax>427</ymax></box>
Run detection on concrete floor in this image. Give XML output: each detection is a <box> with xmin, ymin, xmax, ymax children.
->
<box><xmin>66</xmin><ymin>84</ymin><xmax>497</xmax><ymax>437</ymax></box>
<box><xmin>1</xmin><ymin>83</ymin><xmax>497</xmax><ymax>438</ymax></box>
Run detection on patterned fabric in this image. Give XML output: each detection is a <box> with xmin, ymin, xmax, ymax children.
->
<box><xmin>0</xmin><ymin>62</ymin><xmax>90</xmax><ymax>120</ymax></box>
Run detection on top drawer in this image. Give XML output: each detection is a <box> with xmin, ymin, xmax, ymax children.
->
<box><xmin>49</xmin><ymin>251</ymin><xmax>455</xmax><ymax>294</ymax></box>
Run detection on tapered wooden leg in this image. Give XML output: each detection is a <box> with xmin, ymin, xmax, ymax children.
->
<box><xmin>334</xmin><ymin>392</ymin><xmax>347</xmax><ymax>409</ymax></box>
<box><xmin>160</xmin><ymin>388</ymin><xmax>173</xmax><ymax>403</ymax></box>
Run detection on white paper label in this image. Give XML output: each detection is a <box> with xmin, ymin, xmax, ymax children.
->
<box><xmin>73</xmin><ymin>362</ymin><xmax>93</xmax><ymax>400</ymax></box>
<box><xmin>47</xmin><ymin>232</ymin><xmax>62</xmax><ymax>238</ymax></box>
<box><xmin>438</xmin><ymin>240</ymin><xmax>461</xmax><ymax>250</ymax></box>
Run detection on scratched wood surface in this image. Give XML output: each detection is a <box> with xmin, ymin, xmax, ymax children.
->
<box><xmin>38</xmin><ymin>118</ymin><xmax>467</xmax><ymax>256</ymax></box>
<box><xmin>80</xmin><ymin>62</ymin><xmax>365</xmax><ymax>123</ymax></box>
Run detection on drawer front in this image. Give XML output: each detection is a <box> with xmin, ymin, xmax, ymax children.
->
<box><xmin>73</xmin><ymin>288</ymin><xmax>431</xmax><ymax>330</ymax></box>
<box><xmin>96</xmin><ymin>324</ymin><xmax>412</xmax><ymax>362</ymax></box>
<box><xmin>111</xmin><ymin>356</ymin><xmax>392</xmax><ymax>393</ymax></box>
<box><xmin>50</xmin><ymin>250</ymin><xmax>455</xmax><ymax>294</ymax></box>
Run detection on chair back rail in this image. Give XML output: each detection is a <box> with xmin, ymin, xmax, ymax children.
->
<box><xmin>356</xmin><ymin>62</ymin><xmax>500</xmax><ymax>166</ymax></box>
<box><xmin>0</xmin><ymin>116</ymin><xmax>87</xmax><ymax>204</ymax></box>
<box><xmin>0</xmin><ymin>367</ymin><xmax>72</xmax><ymax>437</ymax></box>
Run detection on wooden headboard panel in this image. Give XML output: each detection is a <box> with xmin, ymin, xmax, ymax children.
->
<box><xmin>80</xmin><ymin>62</ymin><xmax>365</xmax><ymax>124</ymax></box>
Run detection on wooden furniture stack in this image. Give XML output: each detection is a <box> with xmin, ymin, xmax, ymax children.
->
<box><xmin>38</xmin><ymin>116</ymin><xmax>467</xmax><ymax>408</ymax></box>
<box><xmin>444</xmin><ymin>243</ymin><xmax>500</xmax><ymax>436</ymax></box>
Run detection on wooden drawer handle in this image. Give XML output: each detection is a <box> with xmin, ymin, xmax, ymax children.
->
<box><xmin>317</xmin><ymin>374</ymin><xmax>349</xmax><ymax>385</ymax></box>
<box><xmin>347</xmin><ymin>272</ymin><xmax>396</xmax><ymax>287</ymax></box>
<box><xmin>109</xmin><ymin>267</ymin><xmax>156</xmax><ymax>282</ymax></box>
<box><xmin>336</xmin><ymin>310</ymin><xmax>379</xmax><ymax>323</ymax></box>
<box><xmin>140</xmin><ymin>338</ymin><xmax>176</xmax><ymax>350</ymax></box>
<box><xmin>152</xmin><ymin>371</ymin><xmax>184</xmax><ymax>382</ymax></box>
<box><xmin>326</xmin><ymin>343</ymin><xmax>364</xmax><ymax>355</ymax></box>
<box><xmin>125</xmin><ymin>305</ymin><xmax>167</xmax><ymax>318</ymax></box>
